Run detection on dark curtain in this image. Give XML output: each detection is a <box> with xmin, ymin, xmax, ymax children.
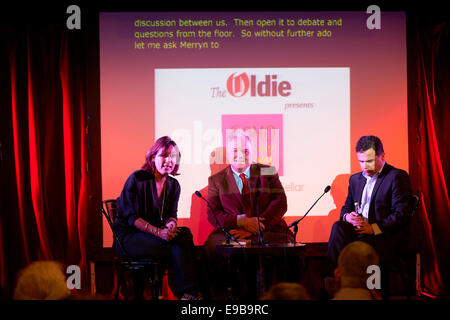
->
<box><xmin>409</xmin><ymin>21</ymin><xmax>450</xmax><ymax>297</ymax></box>
<box><xmin>0</xmin><ymin>7</ymin><xmax>94</xmax><ymax>297</ymax></box>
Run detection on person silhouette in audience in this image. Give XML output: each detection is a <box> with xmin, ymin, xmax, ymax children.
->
<box><xmin>331</xmin><ymin>241</ymin><xmax>382</xmax><ymax>300</ymax></box>
<box><xmin>14</xmin><ymin>261</ymin><xmax>71</xmax><ymax>300</ymax></box>
<box><xmin>260</xmin><ymin>282</ymin><xmax>312</xmax><ymax>300</ymax></box>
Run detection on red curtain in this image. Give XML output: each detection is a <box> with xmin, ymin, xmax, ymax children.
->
<box><xmin>411</xmin><ymin>22</ymin><xmax>450</xmax><ymax>296</ymax></box>
<box><xmin>1</xmin><ymin>22</ymin><xmax>90</xmax><ymax>296</ymax></box>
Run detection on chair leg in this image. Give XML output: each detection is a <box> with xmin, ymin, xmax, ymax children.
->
<box><xmin>399</xmin><ymin>269</ymin><xmax>411</xmax><ymax>300</ymax></box>
<box><xmin>146</xmin><ymin>264</ymin><xmax>156</xmax><ymax>300</ymax></box>
<box><xmin>89</xmin><ymin>261</ymin><xmax>96</xmax><ymax>296</ymax></box>
<box><xmin>132</xmin><ymin>269</ymin><xmax>146</xmax><ymax>300</ymax></box>
<box><xmin>152</xmin><ymin>265</ymin><xmax>161</xmax><ymax>300</ymax></box>
<box><xmin>149</xmin><ymin>264</ymin><xmax>163</xmax><ymax>300</ymax></box>
<box><xmin>381</xmin><ymin>265</ymin><xmax>390</xmax><ymax>300</ymax></box>
<box><xmin>115</xmin><ymin>266</ymin><xmax>125</xmax><ymax>300</ymax></box>
<box><xmin>416</xmin><ymin>253</ymin><xmax>422</xmax><ymax>297</ymax></box>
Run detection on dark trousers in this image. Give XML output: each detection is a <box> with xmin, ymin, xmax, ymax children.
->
<box><xmin>327</xmin><ymin>221</ymin><xmax>406</xmax><ymax>267</ymax></box>
<box><xmin>115</xmin><ymin>226</ymin><xmax>198</xmax><ymax>297</ymax></box>
<box><xmin>203</xmin><ymin>229</ymin><xmax>295</xmax><ymax>299</ymax></box>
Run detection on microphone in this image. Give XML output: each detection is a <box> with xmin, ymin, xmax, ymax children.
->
<box><xmin>288</xmin><ymin>185</ymin><xmax>331</xmax><ymax>229</ymax></box>
<box><xmin>254</xmin><ymin>190</ymin><xmax>264</xmax><ymax>246</ymax></box>
<box><xmin>194</xmin><ymin>191</ymin><xmax>240</xmax><ymax>245</ymax></box>
<box><xmin>194</xmin><ymin>190</ymin><xmax>203</xmax><ymax>199</ymax></box>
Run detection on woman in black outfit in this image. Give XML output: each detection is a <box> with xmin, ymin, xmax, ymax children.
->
<box><xmin>113</xmin><ymin>136</ymin><xmax>201</xmax><ymax>300</ymax></box>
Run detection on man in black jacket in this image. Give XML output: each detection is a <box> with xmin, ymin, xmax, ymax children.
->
<box><xmin>327</xmin><ymin>135</ymin><xmax>413</xmax><ymax>269</ymax></box>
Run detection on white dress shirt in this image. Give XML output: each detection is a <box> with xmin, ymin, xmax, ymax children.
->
<box><xmin>360</xmin><ymin>162</ymin><xmax>385</xmax><ymax>235</ymax></box>
<box><xmin>230</xmin><ymin>166</ymin><xmax>251</xmax><ymax>226</ymax></box>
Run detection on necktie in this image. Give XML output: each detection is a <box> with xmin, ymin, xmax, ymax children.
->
<box><xmin>239</xmin><ymin>173</ymin><xmax>251</xmax><ymax>217</ymax></box>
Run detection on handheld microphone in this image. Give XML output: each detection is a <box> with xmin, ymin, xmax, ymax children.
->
<box><xmin>194</xmin><ymin>190</ymin><xmax>240</xmax><ymax>245</ymax></box>
<box><xmin>288</xmin><ymin>185</ymin><xmax>331</xmax><ymax>229</ymax></box>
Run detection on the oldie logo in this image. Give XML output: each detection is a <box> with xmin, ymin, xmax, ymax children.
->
<box><xmin>226</xmin><ymin>72</ymin><xmax>292</xmax><ymax>97</ymax></box>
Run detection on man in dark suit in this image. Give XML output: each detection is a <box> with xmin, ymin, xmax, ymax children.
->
<box><xmin>203</xmin><ymin>129</ymin><xmax>293</xmax><ymax>298</ymax></box>
<box><xmin>326</xmin><ymin>136</ymin><xmax>413</xmax><ymax>290</ymax></box>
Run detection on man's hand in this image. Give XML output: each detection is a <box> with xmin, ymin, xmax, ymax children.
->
<box><xmin>241</xmin><ymin>217</ymin><xmax>265</xmax><ymax>235</ymax></box>
<box><xmin>229</xmin><ymin>229</ymin><xmax>252</xmax><ymax>240</ymax></box>
<box><xmin>354</xmin><ymin>219</ymin><xmax>374</xmax><ymax>235</ymax></box>
<box><xmin>345</xmin><ymin>212</ymin><xmax>361</xmax><ymax>226</ymax></box>
<box><xmin>345</xmin><ymin>212</ymin><xmax>374</xmax><ymax>235</ymax></box>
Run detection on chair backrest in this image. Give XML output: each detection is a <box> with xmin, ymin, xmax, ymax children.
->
<box><xmin>402</xmin><ymin>194</ymin><xmax>421</xmax><ymax>253</ymax></box>
<box><xmin>410</xmin><ymin>194</ymin><xmax>420</xmax><ymax>217</ymax></box>
<box><xmin>102</xmin><ymin>199</ymin><xmax>130</xmax><ymax>259</ymax></box>
<box><xmin>103</xmin><ymin>199</ymin><xmax>119</xmax><ymax>227</ymax></box>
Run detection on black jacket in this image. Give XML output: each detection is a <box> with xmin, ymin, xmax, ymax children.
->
<box><xmin>341</xmin><ymin>163</ymin><xmax>412</xmax><ymax>235</ymax></box>
<box><xmin>113</xmin><ymin>170</ymin><xmax>180</xmax><ymax>241</ymax></box>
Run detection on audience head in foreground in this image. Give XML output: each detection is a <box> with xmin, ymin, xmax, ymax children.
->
<box><xmin>333</xmin><ymin>241</ymin><xmax>380</xmax><ymax>300</ymax></box>
<box><xmin>261</xmin><ymin>282</ymin><xmax>311</xmax><ymax>300</ymax></box>
<box><xmin>13</xmin><ymin>260</ymin><xmax>70</xmax><ymax>300</ymax></box>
